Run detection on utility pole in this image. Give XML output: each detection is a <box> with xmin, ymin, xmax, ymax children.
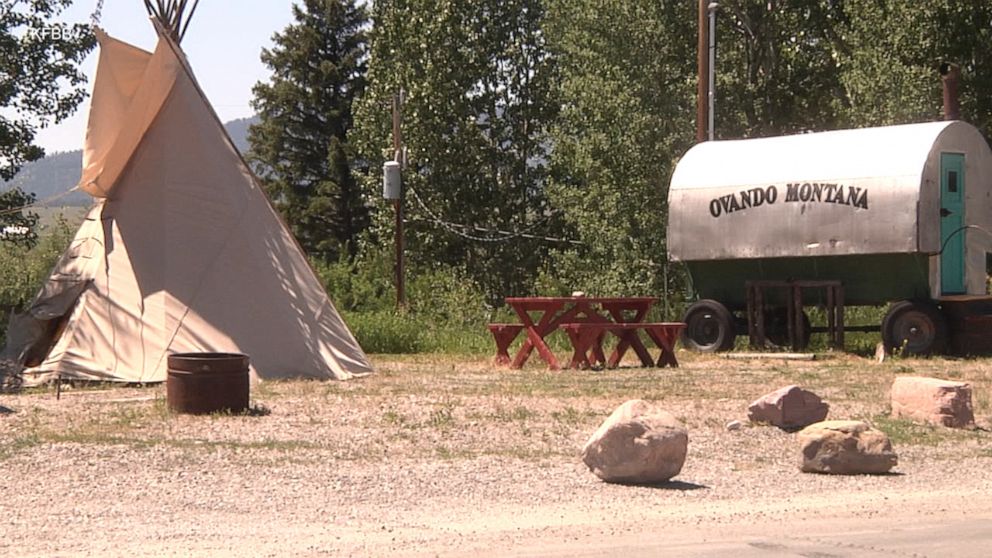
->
<box><xmin>708</xmin><ymin>2</ymin><xmax>719</xmax><ymax>141</ymax></box>
<box><xmin>696</xmin><ymin>0</ymin><xmax>709</xmax><ymax>143</ymax></box>
<box><xmin>392</xmin><ymin>90</ymin><xmax>406</xmax><ymax>308</ymax></box>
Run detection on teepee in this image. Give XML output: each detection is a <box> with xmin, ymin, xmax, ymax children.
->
<box><xmin>1</xmin><ymin>5</ymin><xmax>373</xmax><ymax>384</ymax></box>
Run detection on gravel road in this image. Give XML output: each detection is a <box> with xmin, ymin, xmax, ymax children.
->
<box><xmin>1</xmin><ymin>354</ymin><xmax>990</xmax><ymax>556</ymax></box>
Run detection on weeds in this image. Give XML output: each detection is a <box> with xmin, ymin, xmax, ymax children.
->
<box><xmin>382</xmin><ymin>410</ymin><xmax>410</xmax><ymax>427</ymax></box>
<box><xmin>380</xmin><ymin>401</ymin><xmax>458</xmax><ymax>430</ymax></box>
<box><xmin>0</xmin><ymin>433</ymin><xmax>42</xmax><ymax>461</ymax></box>
<box><xmin>871</xmin><ymin>415</ymin><xmax>988</xmax><ymax>448</ymax></box>
<box><xmin>427</xmin><ymin>403</ymin><xmax>455</xmax><ymax>429</ymax></box>
<box><xmin>434</xmin><ymin>445</ymin><xmax>467</xmax><ymax>460</ymax></box>
<box><xmin>550</xmin><ymin>407</ymin><xmax>585</xmax><ymax>426</ymax></box>
<box><xmin>472</xmin><ymin>405</ymin><xmax>538</xmax><ymax>423</ymax></box>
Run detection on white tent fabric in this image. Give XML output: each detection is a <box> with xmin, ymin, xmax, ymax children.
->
<box><xmin>7</xmin><ymin>29</ymin><xmax>373</xmax><ymax>384</ymax></box>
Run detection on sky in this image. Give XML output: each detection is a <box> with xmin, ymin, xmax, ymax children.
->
<box><xmin>34</xmin><ymin>0</ymin><xmax>297</xmax><ymax>153</ymax></box>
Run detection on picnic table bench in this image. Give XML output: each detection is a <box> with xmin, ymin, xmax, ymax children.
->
<box><xmin>488</xmin><ymin>296</ymin><xmax>685</xmax><ymax>369</ymax></box>
<box><xmin>559</xmin><ymin>322</ymin><xmax>686</xmax><ymax>369</ymax></box>
<box><xmin>487</xmin><ymin>323</ymin><xmax>524</xmax><ymax>365</ymax></box>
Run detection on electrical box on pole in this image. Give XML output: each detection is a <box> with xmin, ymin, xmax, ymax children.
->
<box><xmin>383</xmin><ymin>161</ymin><xmax>402</xmax><ymax>200</ymax></box>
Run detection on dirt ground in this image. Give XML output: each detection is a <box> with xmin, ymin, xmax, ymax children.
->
<box><xmin>1</xmin><ymin>352</ymin><xmax>990</xmax><ymax>556</ymax></box>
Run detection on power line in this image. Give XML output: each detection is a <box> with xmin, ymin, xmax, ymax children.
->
<box><xmin>0</xmin><ymin>187</ymin><xmax>82</xmax><ymax>217</ymax></box>
<box><xmin>407</xmin><ymin>186</ymin><xmax>581</xmax><ymax>245</ymax></box>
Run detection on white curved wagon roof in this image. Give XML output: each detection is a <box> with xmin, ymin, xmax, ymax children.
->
<box><xmin>667</xmin><ymin>120</ymin><xmax>992</xmax><ymax>262</ymax></box>
<box><xmin>672</xmin><ymin>121</ymin><xmax>954</xmax><ymax>191</ymax></box>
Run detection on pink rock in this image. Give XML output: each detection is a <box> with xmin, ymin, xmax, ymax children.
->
<box><xmin>581</xmin><ymin>400</ymin><xmax>688</xmax><ymax>484</ymax></box>
<box><xmin>748</xmin><ymin>385</ymin><xmax>829</xmax><ymax>429</ymax></box>
<box><xmin>891</xmin><ymin>376</ymin><xmax>974</xmax><ymax>428</ymax></box>
<box><xmin>798</xmin><ymin>420</ymin><xmax>898</xmax><ymax>475</ymax></box>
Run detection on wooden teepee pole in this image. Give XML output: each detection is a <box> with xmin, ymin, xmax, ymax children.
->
<box><xmin>144</xmin><ymin>0</ymin><xmax>197</xmax><ymax>43</ymax></box>
<box><xmin>178</xmin><ymin>0</ymin><xmax>199</xmax><ymax>42</ymax></box>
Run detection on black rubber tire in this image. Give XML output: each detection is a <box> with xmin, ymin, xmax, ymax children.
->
<box><xmin>764</xmin><ymin>307</ymin><xmax>812</xmax><ymax>350</ymax></box>
<box><xmin>681</xmin><ymin>299</ymin><xmax>736</xmax><ymax>352</ymax></box>
<box><xmin>882</xmin><ymin>301</ymin><xmax>949</xmax><ymax>356</ymax></box>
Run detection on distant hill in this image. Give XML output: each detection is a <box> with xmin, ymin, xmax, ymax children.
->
<box><xmin>1</xmin><ymin>116</ymin><xmax>259</xmax><ymax>207</ymax></box>
<box><xmin>2</xmin><ymin>150</ymin><xmax>90</xmax><ymax>206</ymax></box>
<box><xmin>224</xmin><ymin>117</ymin><xmax>257</xmax><ymax>153</ymax></box>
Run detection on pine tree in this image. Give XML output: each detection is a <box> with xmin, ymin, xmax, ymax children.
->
<box><xmin>249</xmin><ymin>0</ymin><xmax>369</xmax><ymax>261</ymax></box>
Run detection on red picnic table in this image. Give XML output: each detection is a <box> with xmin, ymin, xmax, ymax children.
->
<box><xmin>488</xmin><ymin>296</ymin><xmax>685</xmax><ymax>370</ymax></box>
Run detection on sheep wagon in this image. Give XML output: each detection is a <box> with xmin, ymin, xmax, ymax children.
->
<box><xmin>667</xmin><ymin>120</ymin><xmax>992</xmax><ymax>355</ymax></box>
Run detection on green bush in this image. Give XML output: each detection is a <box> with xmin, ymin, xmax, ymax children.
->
<box><xmin>312</xmin><ymin>249</ymin><xmax>395</xmax><ymax>313</ymax></box>
<box><xmin>342</xmin><ymin>310</ymin><xmax>425</xmax><ymax>354</ymax></box>
<box><xmin>342</xmin><ymin>309</ymin><xmax>494</xmax><ymax>355</ymax></box>
<box><xmin>0</xmin><ymin>216</ymin><xmax>75</xmax><ymax>345</ymax></box>
<box><xmin>405</xmin><ymin>267</ymin><xmax>491</xmax><ymax>327</ymax></box>
<box><xmin>316</xmin><ymin>247</ymin><xmax>497</xmax><ymax>354</ymax></box>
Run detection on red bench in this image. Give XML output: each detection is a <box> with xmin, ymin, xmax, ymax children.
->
<box><xmin>487</xmin><ymin>324</ymin><xmax>524</xmax><ymax>365</ymax></box>
<box><xmin>559</xmin><ymin>322</ymin><xmax>686</xmax><ymax>369</ymax></box>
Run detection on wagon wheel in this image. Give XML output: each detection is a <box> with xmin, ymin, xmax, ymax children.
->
<box><xmin>681</xmin><ymin>299</ymin><xmax>736</xmax><ymax>352</ymax></box>
<box><xmin>764</xmin><ymin>307</ymin><xmax>811</xmax><ymax>350</ymax></box>
<box><xmin>882</xmin><ymin>301</ymin><xmax>948</xmax><ymax>356</ymax></box>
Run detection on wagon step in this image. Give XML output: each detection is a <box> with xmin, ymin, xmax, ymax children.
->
<box><xmin>810</xmin><ymin>324</ymin><xmax>880</xmax><ymax>334</ymax></box>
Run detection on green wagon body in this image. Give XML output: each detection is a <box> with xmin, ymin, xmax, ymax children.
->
<box><xmin>686</xmin><ymin>254</ymin><xmax>932</xmax><ymax>310</ymax></box>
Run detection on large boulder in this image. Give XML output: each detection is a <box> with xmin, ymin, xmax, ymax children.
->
<box><xmin>890</xmin><ymin>376</ymin><xmax>975</xmax><ymax>428</ymax></box>
<box><xmin>748</xmin><ymin>385</ymin><xmax>829</xmax><ymax>429</ymax></box>
<box><xmin>581</xmin><ymin>400</ymin><xmax>688</xmax><ymax>484</ymax></box>
<box><xmin>798</xmin><ymin>420</ymin><xmax>897</xmax><ymax>475</ymax></box>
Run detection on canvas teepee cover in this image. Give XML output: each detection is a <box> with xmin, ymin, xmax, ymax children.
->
<box><xmin>3</xmin><ymin>29</ymin><xmax>373</xmax><ymax>383</ymax></box>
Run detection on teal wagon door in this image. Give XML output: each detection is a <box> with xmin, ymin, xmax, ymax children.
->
<box><xmin>940</xmin><ymin>152</ymin><xmax>966</xmax><ymax>295</ymax></box>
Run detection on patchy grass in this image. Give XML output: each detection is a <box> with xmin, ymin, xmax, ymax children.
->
<box><xmin>0</xmin><ymin>433</ymin><xmax>42</xmax><ymax>461</ymax></box>
<box><xmin>427</xmin><ymin>402</ymin><xmax>456</xmax><ymax>429</ymax></box>
<box><xmin>468</xmin><ymin>405</ymin><xmax>538</xmax><ymax>423</ymax></box>
<box><xmin>551</xmin><ymin>406</ymin><xmax>597</xmax><ymax>426</ymax></box>
<box><xmin>40</xmin><ymin>431</ymin><xmax>319</xmax><ymax>453</ymax></box>
<box><xmin>871</xmin><ymin>415</ymin><xmax>986</xmax><ymax>447</ymax></box>
<box><xmin>0</xmin><ymin>426</ymin><xmax>323</xmax><ymax>462</ymax></box>
<box><xmin>2</xmin><ymin>351</ymin><xmax>991</xmax><ymax>466</ymax></box>
<box><xmin>382</xmin><ymin>410</ymin><xmax>412</xmax><ymax>428</ymax></box>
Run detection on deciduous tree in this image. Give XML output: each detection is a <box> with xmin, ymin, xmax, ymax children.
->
<box><xmin>353</xmin><ymin>0</ymin><xmax>560</xmax><ymax>301</ymax></box>
<box><xmin>836</xmin><ymin>1</ymin><xmax>992</xmax><ymax>134</ymax></box>
<box><xmin>0</xmin><ymin>0</ymin><xmax>94</xmax><ymax>181</ymax></box>
<box><xmin>542</xmin><ymin>0</ymin><xmax>695</xmax><ymax>297</ymax></box>
<box><xmin>716</xmin><ymin>0</ymin><xmax>847</xmax><ymax>137</ymax></box>
<box><xmin>0</xmin><ymin>189</ymin><xmax>38</xmax><ymax>248</ymax></box>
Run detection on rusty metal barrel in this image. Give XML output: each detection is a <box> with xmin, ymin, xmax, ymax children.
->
<box><xmin>166</xmin><ymin>352</ymin><xmax>249</xmax><ymax>414</ymax></box>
